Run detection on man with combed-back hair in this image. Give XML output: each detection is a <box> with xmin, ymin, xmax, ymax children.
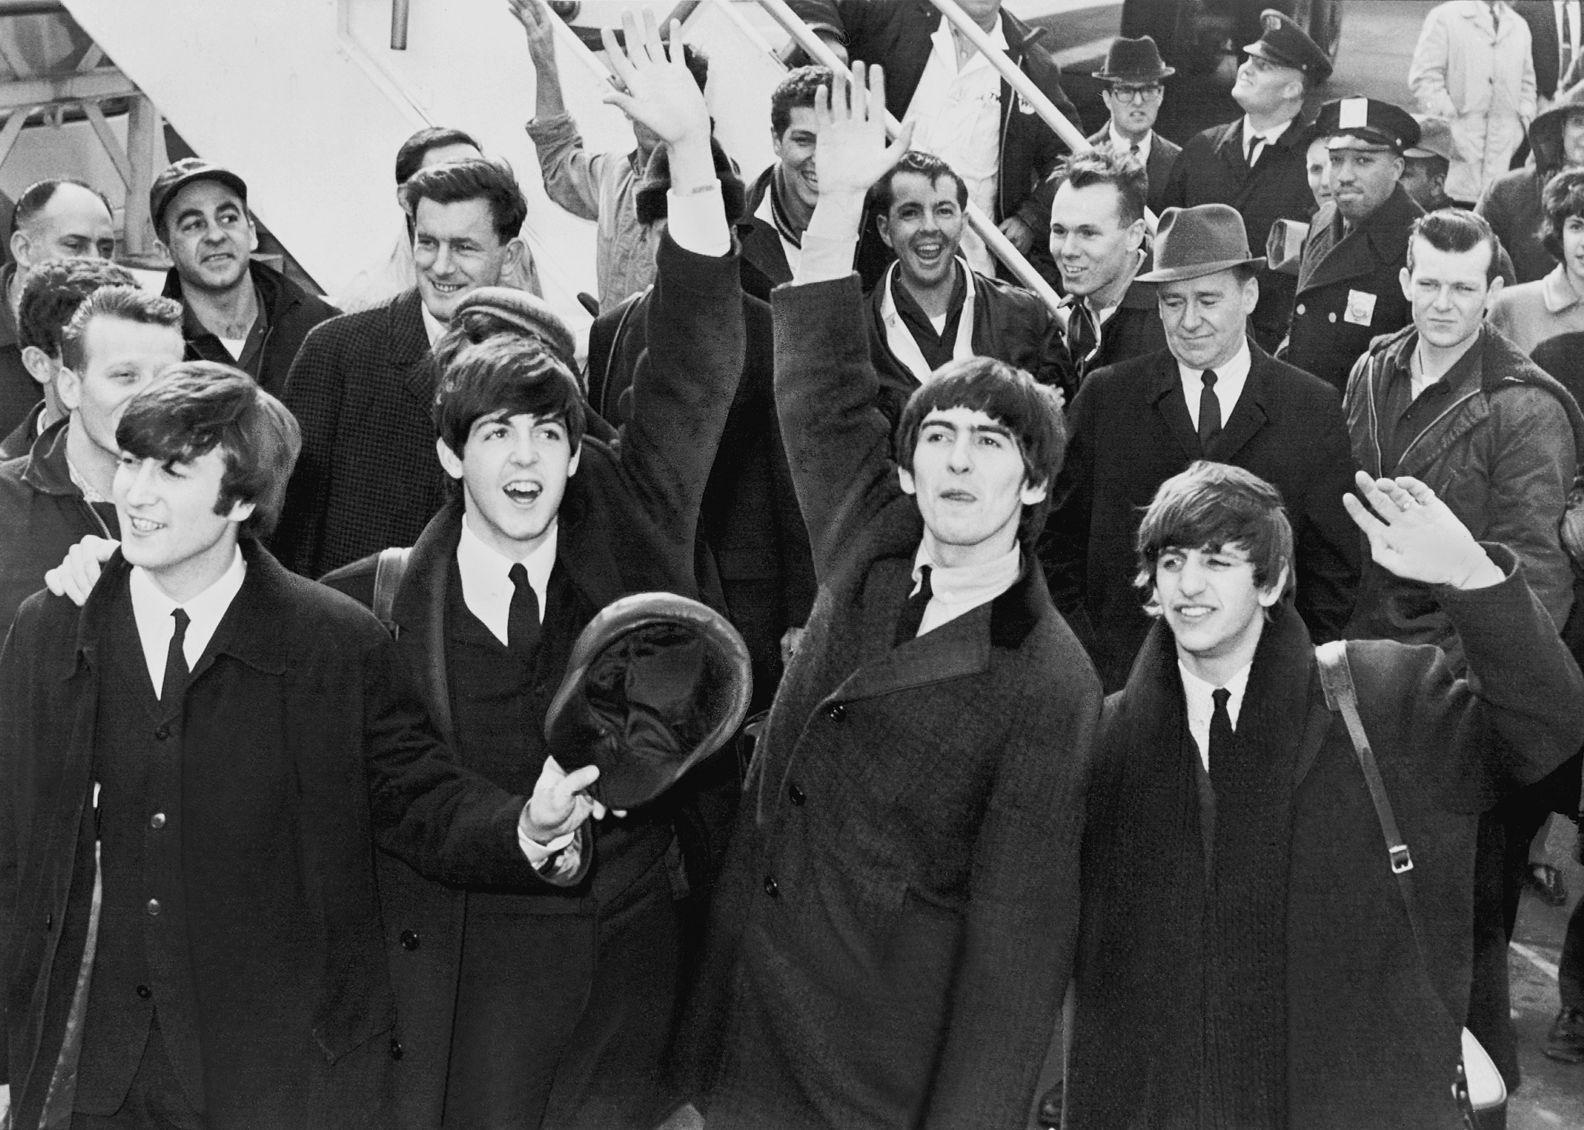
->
<box><xmin>0</xmin><ymin>283</ymin><xmax>182</xmax><ymax>632</ymax></box>
<box><xmin>1</xmin><ymin>363</ymin><xmax>623</xmax><ymax>1128</ymax></box>
<box><xmin>0</xmin><ymin>256</ymin><xmax>138</xmax><ymax>459</ymax></box>
<box><xmin>275</xmin><ymin>157</ymin><xmax>534</xmax><ymax>579</ymax></box>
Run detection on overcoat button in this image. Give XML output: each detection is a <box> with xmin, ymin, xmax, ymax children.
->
<box><xmin>150</xmin><ymin>812</ymin><xmax>166</xmax><ymax>830</ymax></box>
<box><xmin>788</xmin><ymin>783</ymin><xmax>806</xmax><ymax>806</ymax></box>
<box><xmin>136</xmin><ymin>985</ymin><xmax>151</xmax><ymax>999</ymax></box>
<box><xmin>1296</xmin><ymin>303</ymin><xmax>1306</xmax><ymax>315</ymax></box>
<box><xmin>146</xmin><ymin>899</ymin><xmax>161</xmax><ymax>917</ymax></box>
<box><xmin>825</xmin><ymin>703</ymin><xmax>845</xmax><ymax>722</ymax></box>
<box><xmin>390</xmin><ymin>1038</ymin><xmax>404</xmax><ymax>1060</ymax></box>
<box><xmin>763</xmin><ymin>875</ymin><xmax>780</xmax><ymax>898</ymax></box>
<box><xmin>400</xmin><ymin>930</ymin><xmax>420</xmax><ymax>951</ymax></box>
<box><xmin>154</xmin><ymin>725</ymin><xmax>170</xmax><ymax>741</ymax></box>
<box><xmin>1327</xmin><ymin>312</ymin><xmax>1337</xmax><ymax>323</ymax></box>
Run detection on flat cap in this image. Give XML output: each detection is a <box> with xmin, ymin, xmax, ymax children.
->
<box><xmin>150</xmin><ymin>158</ymin><xmax>248</xmax><ymax>233</ymax></box>
<box><xmin>453</xmin><ymin>286</ymin><xmax>577</xmax><ymax>372</ymax></box>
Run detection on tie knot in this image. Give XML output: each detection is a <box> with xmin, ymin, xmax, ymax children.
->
<box><xmin>1212</xmin><ymin>686</ymin><xmax>1230</xmax><ymax>712</ymax></box>
<box><xmin>1202</xmin><ymin>369</ymin><xmax>1218</xmax><ymax>390</ymax></box>
<box><xmin>170</xmin><ymin>607</ymin><xmax>190</xmax><ymax>640</ymax></box>
<box><xmin>509</xmin><ymin>562</ymin><xmax>530</xmax><ymax>592</ymax></box>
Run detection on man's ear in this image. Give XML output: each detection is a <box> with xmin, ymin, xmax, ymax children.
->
<box><xmin>435</xmin><ymin>436</ymin><xmax>464</xmax><ymax>481</ymax></box>
<box><xmin>1126</xmin><ymin>216</ymin><xmax>1146</xmax><ymax>253</ymax></box>
<box><xmin>897</xmin><ymin>465</ymin><xmax>917</xmax><ymax>496</ymax></box>
<box><xmin>1483</xmin><ymin>272</ymin><xmax>1505</xmax><ymax>311</ymax></box>
<box><xmin>1400</xmin><ymin>264</ymin><xmax>1413</xmax><ymax>303</ymax></box>
<box><xmin>876</xmin><ymin>212</ymin><xmax>894</xmax><ymax>249</ymax></box>
<box><xmin>245</xmin><ymin>212</ymin><xmax>260</xmax><ymax>254</ymax></box>
<box><xmin>500</xmin><ymin>236</ymin><xmax>526</xmax><ymax>281</ymax></box>
<box><xmin>20</xmin><ymin>345</ymin><xmax>57</xmax><ymax>389</ymax></box>
<box><xmin>222</xmin><ymin>498</ymin><xmax>256</xmax><ymax>525</ymax></box>
<box><xmin>1257</xmin><ymin>563</ymin><xmax>1290</xmax><ymax>608</ymax></box>
<box><xmin>56</xmin><ymin>365</ymin><xmax>84</xmax><ymax>412</ymax></box>
<box><xmin>9</xmin><ymin>227</ymin><xmax>30</xmax><ymax>270</ymax></box>
<box><xmin>566</xmin><ymin>444</ymin><xmax>580</xmax><ymax>478</ymax></box>
<box><xmin>1020</xmin><ymin>477</ymin><xmax>1049</xmax><ymax>506</ymax></box>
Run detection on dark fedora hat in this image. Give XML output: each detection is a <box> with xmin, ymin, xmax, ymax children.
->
<box><xmin>1095</xmin><ymin>36</ymin><xmax>1175</xmax><ymax>82</ymax></box>
<box><xmin>1135</xmin><ymin>204</ymin><xmax>1266</xmax><ymax>283</ymax></box>
<box><xmin>543</xmin><ymin>592</ymin><xmax>753</xmax><ymax>810</ymax></box>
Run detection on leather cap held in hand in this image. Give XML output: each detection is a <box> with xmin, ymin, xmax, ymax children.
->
<box><xmin>543</xmin><ymin>592</ymin><xmax>753</xmax><ymax>810</ymax></box>
<box><xmin>1135</xmin><ymin>204</ymin><xmax>1266</xmax><ymax>283</ymax></box>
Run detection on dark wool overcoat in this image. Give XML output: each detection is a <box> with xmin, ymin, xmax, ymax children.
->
<box><xmin>1040</xmin><ymin>341</ymin><xmax>1360</xmax><ymax>690</ymax></box>
<box><xmin>273</xmin><ymin>290</ymin><xmax>446</xmax><ymax>579</ymax></box>
<box><xmin>321</xmin><ymin>234</ymin><xmax>748</xmax><ymax>1127</ymax></box>
<box><xmin>0</xmin><ymin>542</ymin><xmax>552</xmax><ymax>1129</ymax></box>
<box><xmin>1163</xmin><ymin>115</ymin><xmax>1317</xmax><ymax>348</ymax></box>
<box><xmin>1284</xmin><ymin>184</ymin><xmax>1425</xmax><ymax>393</ymax></box>
<box><xmin>1067</xmin><ymin>554</ymin><xmax>1584</xmax><ymax>1128</ymax></box>
<box><xmin>683</xmin><ymin>273</ymin><xmax>1102</xmax><ymax>1129</ymax></box>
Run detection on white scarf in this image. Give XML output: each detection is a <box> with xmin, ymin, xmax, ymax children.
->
<box><xmin>879</xmin><ymin>258</ymin><xmax>977</xmax><ymax>383</ymax></box>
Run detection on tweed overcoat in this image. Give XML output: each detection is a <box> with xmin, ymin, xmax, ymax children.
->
<box><xmin>1086</xmin><ymin>125</ymin><xmax>1181</xmax><ymax>218</ymax></box>
<box><xmin>1163</xmin><ymin>115</ymin><xmax>1317</xmax><ymax>349</ymax></box>
<box><xmin>1284</xmin><ymin>184</ymin><xmax>1425</xmax><ymax>393</ymax></box>
<box><xmin>685</xmin><ymin>273</ymin><xmax>1102</xmax><ymax>1129</ymax></box>
<box><xmin>1040</xmin><ymin>341</ymin><xmax>1360</xmax><ymax>691</ymax></box>
<box><xmin>1067</xmin><ymin>558</ymin><xmax>1584</xmax><ymax>1128</ymax></box>
<box><xmin>0</xmin><ymin>541</ymin><xmax>555</xmax><ymax>1129</ymax></box>
<box><xmin>274</xmin><ymin>290</ymin><xmax>446</xmax><ymax>579</ymax></box>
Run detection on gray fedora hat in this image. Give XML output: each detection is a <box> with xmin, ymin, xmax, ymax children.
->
<box><xmin>1095</xmin><ymin>36</ymin><xmax>1175</xmax><ymax>82</ymax></box>
<box><xmin>1135</xmin><ymin>204</ymin><xmax>1266</xmax><ymax>283</ymax></box>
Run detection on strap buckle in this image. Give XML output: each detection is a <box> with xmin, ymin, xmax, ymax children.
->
<box><xmin>1390</xmin><ymin>844</ymin><xmax>1414</xmax><ymax>874</ymax></box>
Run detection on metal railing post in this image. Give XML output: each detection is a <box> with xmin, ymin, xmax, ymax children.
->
<box><xmin>753</xmin><ymin>0</ymin><xmax>1064</xmax><ymax>317</ymax></box>
<box><xmin>390</xmin><ymin>0</ymin><xmax>409</xmax><ymax>50</ymax></box>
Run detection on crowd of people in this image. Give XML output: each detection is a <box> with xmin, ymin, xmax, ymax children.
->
<box><xmin>2</xmin><ymin>0</ymin><xmax>1584</xmax><ymax>1127</ymax></box>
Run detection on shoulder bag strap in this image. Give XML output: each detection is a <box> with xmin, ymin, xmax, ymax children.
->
<box><xmin>373</xmin><ymin>546</ymin><xmax>412</xmax><ymax>638</ymax></box>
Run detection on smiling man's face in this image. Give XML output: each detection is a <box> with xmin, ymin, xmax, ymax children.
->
<box><xmin>437</xmin><ymin>410</ymin><xmax>579</xmax><ymax>559</ymax></box>
<box><xmin>877</xmin><ymin>171</ymin><xmax>965</xmax><ymax>293</ymax></box>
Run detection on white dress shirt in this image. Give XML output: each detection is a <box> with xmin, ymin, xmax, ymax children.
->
<box><xmin>129</xmin><ymin>548</ymin><xmax>247</xmax><ymax>696</ymax></box>
<box><xmin>1178</xmin><ymin>338</ymin><xmax>1253</xmax><ymax>431</ymax></box>
<box><xmin>907</xmin><ymin>541</ymin><xmax>1023</xmax><ymax>638</ymax></box>
<box><xmin>454</xmin><ymin>515</ymin><xmax>556</xmax><ymax>646</ymax></box>
<box><xmin>906</xmin><ymin>15</ymin><xmax>1007</xmax><ymax>274</ymax></box>
<box><xmin>1178</xmin><ymin>660</ymin><xmax>1252</xmax><ymax>771</ymax></box>
<box><xmin>1241</xmin><ymin>116</ymin><xmax>1292</xmax><ymax>164</ymax></box>
<box><xmin>1109</xmin><ymin>123</ymin><xmax>1153</xmax><ymax>164</ymax></box>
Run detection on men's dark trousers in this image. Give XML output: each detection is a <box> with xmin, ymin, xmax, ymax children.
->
<box><xmin>441</xmin><ymin>854</ymin><xmax>685</xmax><ymax>1130</ymax></box>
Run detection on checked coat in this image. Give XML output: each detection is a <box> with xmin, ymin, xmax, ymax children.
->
<box><xmin>682</xmin><ymin>272</ymin><xmax>1102</xmax><ymax>1129</ymax></box>
<box><xmin>273</xmin><ymin>290</ymin><xmax>446</xmax><ymax>579</ymax></box>
<box><xmin>1040</xmin><ymin>341</ymin><xmax>1360</xmax><ymax>691</ymax></box>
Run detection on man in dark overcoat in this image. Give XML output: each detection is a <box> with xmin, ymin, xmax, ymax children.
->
<box><xmin>1065</xmin><ymin>460</ymin><xmax>1584</xmax><ymax>1127</ymax></box>
<box><xmin>0</xmin><ymin>365</ymin><xmax>608</xmax><ymax>1129</ymax></box>
<box><xmin>1284</xmin><ymin>98</ymin><xmax>1425</xmax><ymax>392</ymax></box>
<box><xmin>273</xmin><ymin>158</ymin><xmax>533</xmax><ymax>579</ymax></box>
<box><xmin>1163</xmin><ymin>10</ymin><xmax>1331</xmax><ymax>350</ymax></box>
<box><xmin>681</xmin><ymin>65</ymin><xmax>1102</xmax><ymax>1130</ymax></box>
<box><xmin>1041</xmin><ymin>203</ymin><xmax>1359</xmax><ymax>691</ymax></box>
<box><xmin>322</xmin><ymin>30</ymin><xmax>751</xmax><ymax>1125</ymax></box>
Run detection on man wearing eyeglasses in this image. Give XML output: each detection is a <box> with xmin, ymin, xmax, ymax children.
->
<box><xmin>1163</xmin><ymin>10</ymin><xmax>1331</xmax><ymax>352</ymax></box>
<box><xmin>1088</xmin><ymin>36</ymin><xmax>1178</xmax><ymax>217</ymax></box>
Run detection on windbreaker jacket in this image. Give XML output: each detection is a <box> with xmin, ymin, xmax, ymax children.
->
<box><xmin>1344</xmin><ymin>324</ymin><xmax>1584</xmax><ymax>664</ymax></box>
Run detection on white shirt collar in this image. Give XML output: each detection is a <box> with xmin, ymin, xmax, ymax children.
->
<box><xmin>455</xmin><ymin>514</ymin><xmax>558</xmax><ymax>647</ymax></box>
<box><xmin>1177</xmin><ymin>658</ymin><xmax>1253</xmax><ymax>772</ymax></box>
<box><xmin>1178</xmin><ymin>338</ymin><xmax>1253</xmax><ymax>431</ymax></box>
<box><xmin>1109</xmin><ymin>123</ymin><xmax>1152</xmax><ymax>162</ymax></box>
<box><xmin>930</xmin><ymin>11</ymin><xmax>1007</xmax><ymax>73</ymax></box>
<box><xmin>129</xmin><ymin>546</ymin><xmax>247</xmax><ymax>696</ymax></box>
<box><xmin>1241</xmin><ymin>116</ymin><xmax>1292</xmax><ymax>152</ymax></box>
<box><xmin>420</xmin><ymin>301</ymin><xmax>447</xmax><ymax>348</ymax></box>
<box><xmin>907</xmin><ymin>539</ymin><xmax>1022</xmax><ymax>637</ymax></box>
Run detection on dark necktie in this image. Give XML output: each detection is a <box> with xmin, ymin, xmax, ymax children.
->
<box><xmin>894</xmin><ymin>565</ymin><xmax>934</xmax><ymax>646</ymax></box>
<box><xmin>1209</xmin><ymin>686</ymin><xmax>1233</xmax><ymax>771</ymax></box>
<box><xmin>1069</xmin><ymin>304</ymin><xmax>1098</xmax><ymax>371</ymax></box>
<box><xmin>1247</xmin><ymin>135</ymin><xmax>1267</xmax><ymax>168</ymax></box>
<box><xmin>161</xmin><ymin>608</ymin><xmax>190</xmax><ymax>704</ymax></box>
<box><xmin>1198</xmin><ymin>369</ymin><xmax>1222</xmax><ymax>452</ymax></box>
<box><xmin>508</xmin><ymin>563</ymin><xmax>541</xmax><ymax>656</ymax></box>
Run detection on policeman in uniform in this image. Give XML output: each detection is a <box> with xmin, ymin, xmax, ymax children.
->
<box><xmin>1162</xmin><ymin>9</ymin><xmax>1332</xmax><ymax>351</ymax></box>
<box><xmin>1284</xmin><ymin>97</ymin><xmax>1424</xmax><ymax>392</ymax></box>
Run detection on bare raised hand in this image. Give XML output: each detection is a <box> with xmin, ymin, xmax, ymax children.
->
<box><xmin>809</xmin><ymin>61</ymin><xmax>914</xmax><ymax>203</ymax></box>
<box><xmin>599</xmin><ymin>11</ymin><xmax>708</xmax><ymax>151</ymax></box>
<box><xmin>1342</xmin><ymin>471</ymin><xmax>1500</xmax><ymax>589</ymax></box>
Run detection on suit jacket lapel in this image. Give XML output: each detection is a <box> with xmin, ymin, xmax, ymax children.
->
<box><xmin>1148</xmin><ymin>353</ymin><xmax>1205</xmax><ymax>461</ymax></box>
<box><xmin>1209</xmin><ymin>344</ymin><xmax>1274</xmax><ymax>461</ymax></box>
<box><xmin>835</xmin><ymin>599</ymin><xmax>993</xmax><ymax>703</ymax></box>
